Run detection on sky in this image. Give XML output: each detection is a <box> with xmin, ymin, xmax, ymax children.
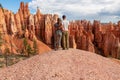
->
<box><xmin>0</xmin><ymin>0</ymin><xmax>120</xmax><ymax>23</ymax></box>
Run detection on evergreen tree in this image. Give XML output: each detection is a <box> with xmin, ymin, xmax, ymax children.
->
<box><xmin>23</xmin><ymin>38</ymin><xmax>28</xmax><ymax>55</ymax></box>
<box><xmin>27</xmin><ymin>44</ymin><xmax>33</xmax><ymax>57</ymax></box>
<box><xmin>4</xmin><ymin>48</ymin><xmax>10</xmax><ymax>67</ymax></box>
<box><xmin>23</xmin><ymin>38</ymin><xmax>28</xmax><ymax>50</ymax></box>
<box><xmin>33</xmin><ymin>39</ymin><xmax>38</xmax><ymax>54</ymax></box>
<box><xmin>0</xmin><ymin>32</ymin><xmax>3</xmax><ymax>53</ymax></box>
<box><xmin>23</xmin><ymin>38</ymin><xmax>34</xmax><ymax>57</ymax></box>
<box><xmin>0</xmin><ymin>32</ymin><xmax>3</xmax><ymax>47</ymax></box>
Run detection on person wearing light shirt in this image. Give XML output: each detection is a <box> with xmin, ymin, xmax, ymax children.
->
<box><xmin>62</xmin><ymin>15</ymin><xmax>69</xmax><ymax>50</ymax></box>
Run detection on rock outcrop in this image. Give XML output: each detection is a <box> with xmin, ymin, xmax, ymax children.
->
<box><xmin>44</xmin><ymin>14</ymin><xmax>58</xmax><ymax>45</ymax></box>
<box><xmin>0</xmin><ymin>2</ymin><xmax>51</xmax><ymax>54</ymax></box>
<box><xmin>92</xmin><ymin>21</ymin><xmax>120</xmax><ymax>58</ymax></box>
<box><xmin>69</xmin><ymin>20</ymin><xmax>95</xmax><ymax>53</ymax></box>
<box><xmin>0</xmin><ymin>8</ymin><xmax>7</xmax><ymax>34</ymax></box>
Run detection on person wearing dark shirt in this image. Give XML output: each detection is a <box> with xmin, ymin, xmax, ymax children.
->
<box><xmin>54</xmin><ymin>18</ymin><xmax>63</xmax><ymax>50</ymax></box>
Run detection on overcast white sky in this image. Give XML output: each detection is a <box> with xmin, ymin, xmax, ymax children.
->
<box><xmin>29</xmin><ymin>0</ymin><xmax>120</xmax><ymax>23</ymax></box>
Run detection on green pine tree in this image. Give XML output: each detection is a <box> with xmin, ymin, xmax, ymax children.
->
<box><xmin>23</xmin><ymin>38</ymin><xmax>34</xmax><ymax>57</ymax></box>
<box><xmin>0</xmin><ymin>32</ymin><xmax>3</xmax><ymax>53</ymax></box>
<box><xmin>27</xmin><ymin>44</ymin><xmax>33</xmax><ymax>57</ymax></box>
<box><xmin>0</xmin><ymin>32</ymin><xmax>3</xmax><ymax>47</ymax></box>
<box><xmin>23</xmin><ymin>38</ymin><xmax>28</xmax><ymax>55</ymax></box>
<box><xmin>23</xmin><ymin>38</ymin><xmax>28</xmax><ymax>50</ymax></box>
<box><xmin>4</xmin><ymin>48</ymin><xmax>10</xmax><ymax>67</ymax></box>
<box><xmin>33</xmin><ymin>39</ymin><xmax>38</xmax><ymax>54</ymax></box>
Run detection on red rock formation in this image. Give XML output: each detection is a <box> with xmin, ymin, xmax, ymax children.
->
<box><xmin>103</xmin><ymin>32</ymin><xmax>113</xmax><ymax>56</ymax></box>
<box><xmin>9</xmin><ymin>13</ymin><xmax>17</xmax><ymax>35</ymax></box>
<box><xmin>111</xmin><ymin>38</ymin><xmax>120</xmax><ymax>58</ymax></box>
<box><xmin>0</xmin><ymin>2</ymin><xmax>51</xmax><ymax>54</ymax></box>
<box><xmin>87</xmin><ymin>37</ymin><xmax>95</xmax><ymax>52</ymax></box>
<box><xmin>69</xmin><ymin>20</ymin><xmax>95</xmax><ymax>52</ymax></box>
<box><xmin>34</xmin><ymin>8</ymin><xmax>43</xmax><ymax>39</ymax></box>
<box><xmin>0</xmin><ymin>2</ymin><xmax>120</xmax><ymax>59</ymax></box>
<box><xmin>81</xmin><ymin>35</ymin><xmax>87</xmax><ymax>50</ymax></box>
<box><xmin>69</xmin><ymin>35</ymin><xmax>76</xmax><ymax>49</ymax></box>
<box><xmin>14</xmin><ymin>12</ymin><xmax>23</xmax><ymax>37</ymax></box>
<box><xmin>0</xmin><ymin>8</ymin><xmax>7</xmax><ymax>34</ymax></box>
<box><xmin>18</xmin><ymin>2</ymin><xmax>30</xmax><ymax>28</ymax></box>
<box><xmin>44</xmin><ymin>14</ymin><xmax>53</xmax><ymax>44</ymax></box>
<box><xmin>44</xmin><ymin>14</ymin><xmax>58</xmax><ymax>45</ymax></box>
<box><xmin>18</xmin><ymin>2</ymin><xmax>24</xmax><ymax>26</ymax></box>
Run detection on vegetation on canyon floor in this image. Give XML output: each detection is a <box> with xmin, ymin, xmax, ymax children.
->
<box><xmin>0</xmin><ymin>35</ymin><xmax>38</xmax><ymax>68</ymax></box>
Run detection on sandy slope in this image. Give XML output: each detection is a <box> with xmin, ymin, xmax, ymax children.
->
<box><xmin>13</xmin><ymin>37</ymin><xmax>51</xmax><ymax>54</ymax></box>
<box><xmin>0</xmin><ymin>49</ymin><xmax>120</xmax><ymax>80</ymax></box>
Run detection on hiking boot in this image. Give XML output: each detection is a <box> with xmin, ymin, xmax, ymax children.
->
<box><xmin>54</xmin><ymin>48</ymin><xmax>57</xmax><ymax>51</ymax></box>
<box><xmin>58</xmin><ymin>47</ymin><xmax>62</xmax><ymax>50</ymax></box>
<box><xmin>63</xmin><ymin>48</ymin><xmax>67</xmax><ymax>50</ymax></box>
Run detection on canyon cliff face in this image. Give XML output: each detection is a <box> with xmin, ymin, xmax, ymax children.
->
<box><xmin>0</xmin><ymin>2</ymin><xmax>120</xmax><ymax>59</ymax></box>
<box><xmin>69</xmin><ymin>20</ymin><xmax>95</xmax><ymax>53</ymax></box>
<box><xmin>0</xmin><ymin>2</ymin><xmax>51</xmax><ymax>54</ymax></box>
<box><xmin>69</xmin><ymin>20</ymin><xmax>120</xmax><ymax>58</ymax></box>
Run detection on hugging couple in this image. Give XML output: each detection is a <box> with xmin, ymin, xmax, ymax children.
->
<box><xmin>54</xmin><ymin>15</ymin><xmax>69</xmax><ymax>50</ymax></box>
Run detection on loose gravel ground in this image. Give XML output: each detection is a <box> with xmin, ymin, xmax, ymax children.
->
<box><xmin>0</xmin><ymin>49</ymin><xmax>120</xmax><ymax>80</ymax></box>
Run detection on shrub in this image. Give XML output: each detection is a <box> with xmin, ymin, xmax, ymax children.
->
<box><xmin>33</xmin><ymin>39</ymin><xmax>38</xmax><ymax>54</ymax></box>
<box><xmin>4</xmin><ymin>48</ymin><xmax>10</xmax><ymax>67</ymax></box>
